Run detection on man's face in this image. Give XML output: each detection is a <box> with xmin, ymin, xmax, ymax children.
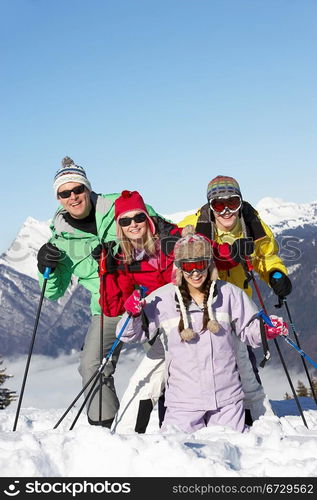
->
<box><xmin>213</xmin><ymin>210</ymin><xmax>238</xmax><ymax>232</ymax></box>
<box><xmin>210</xmin><ymin>195</ymin><xmax>241</xmax><ymax>232</ymax></box>
<box><xmin>57</xmin><ymin>182</ymin><xmax>91</xmax><ymax>219</ymax></box>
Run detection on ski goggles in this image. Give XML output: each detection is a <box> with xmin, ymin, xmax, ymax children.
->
<box><xmin>57</xmin><ymin>184</ymin><xmax>86</xmax><ymax>199</ymax></box>
<box><xmin>118</xmin><ymin>212</ymin><xmax>147</xmax><ymax>227</ymax></box>
<box><xmin>176</xmin><ymin>259</ymin><xmax>210</xmax><ymax>276</ymax></box>
<box><xmin>210</xmin><ymin>195</ymin><xmax>242</xmax><ymax>215</ymax></box>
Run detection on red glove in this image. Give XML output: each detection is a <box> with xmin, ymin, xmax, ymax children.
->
<box><xmin>124</xmin><ymin>290</ymin><xmax>146</xmax><ymax>316</ymax></box>
<box><xmin>265</xmin><ymin>315</ymin><xmax>289</xmax><ymax>340</ymax></box>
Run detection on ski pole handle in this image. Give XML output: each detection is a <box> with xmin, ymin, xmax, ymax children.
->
<box><xmin>43</xmin><ymin>267</ymin><xmax>51</xmax><ymax>279</ymax></box>
<box><xmin>257</xmin><ymin>309</ymin><xmax>274</xmax><ymax>327</ymax></box>
<box><xmin>139</xmin><ymin>285</ymin><xmax>148</xmax><ymax>299</ymax></box>
<box><xmin>271</xmin><ymin>272</ymin><xmax>287</xmax><ymax>309</ymax></box>
<box><xmin>99</xmin><ymin>247</ymin><xmax>107</xmax><ymax>276</ymax></box>
<box><xmin>272</xmin><ymin>271</ymin><xmax>283</xmax><ymax>280</ymax></box>
<box><xmin>99</xmin><ymin>285</ymin><xmax>148</xmax><ymax>371</ymax></box>
<box><xmin>245</xmin><ymin>255</ymin><xmax>254</xmax><ymax>272</ymax></box>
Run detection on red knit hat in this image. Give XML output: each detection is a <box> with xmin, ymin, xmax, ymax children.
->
<box><xmin>114</xmin><ymin>190</ymin><xmax>156</xmax><ymax>234</ymax></box>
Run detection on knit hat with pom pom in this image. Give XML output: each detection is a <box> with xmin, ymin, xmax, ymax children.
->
<box><xmin>173</xmin><ymin>225</ymin><xmax>220</xmax><ymax>341</ymax></box>
<box><xmin>114</xmin><ymin>190</ymin><xmax>156</xmax><ymax>235</ymax></box>
<box><xmin>53</xmin><ymin>156</ymin><xmax>92</xmax><ymax>198</ymax></box>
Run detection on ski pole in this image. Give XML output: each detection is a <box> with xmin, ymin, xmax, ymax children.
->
<box><xmin>275</xmin><ymin>292</ymin><xmax>317</xmax><ymax>405</ymax></box>
<box><xmin>54</xmin><ymin>285</ymin><xmax>148</xmax><ymax>430</ymax></box>
<box><xmin>53</xmin><ymin>314</ymin><xmax>131</xmax><ymax>430</ymax></box>
<box><xmin>98</xmin><ymin>246</ymin><xmax>107</xmax><ymax>423</ymax></box>
<box><xmin>12</xmin><ymin>267</ymin><xmax>51</xmax><ymax>431</ymax></box>
<box><xmin>68</xmin><ymin>312</ymin><xmax>132</xmax><ymax>431</ymax></box>
<box><xmin>283</xmin><ymin>336</ymin><xmax>317</xmax><ymax>370</ymax></box>
<box><xmin>240</xmin><ymin>259</ymin><xmax>270</xmax><ymax>367</ymax></box>
<box><xmin>242</xmin><ymin>257</ymin><xmax>308</xmax><ymax>428</ymax></box>
<box><xmin>68</xmin><ymin>285</ymin><xmax>148</xmax><ymax>431</ymax></box>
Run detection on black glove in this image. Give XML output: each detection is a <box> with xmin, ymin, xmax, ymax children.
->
<box><xmin>269</xmin><ymin>271</ymin><xmax>292</xmax><ymax>298</ymax></box>
<box><xmin>91</xmin><ymin>243</ymin><xmax>104</xmax><ymax>263</ymax></box>
<box><xmin>230</xmin><ymin>238</ymin><xmax>254</xmax><ymax>264</ymax></box>
<box><xmin>37</xmin><ymin>243</ymin><xmax>62</xmax><ymax>274</ymax></box>
<box><xmin>91</xmin><ymin>241</ymin><xmax>118</xmax><ymax>273</ymax></box>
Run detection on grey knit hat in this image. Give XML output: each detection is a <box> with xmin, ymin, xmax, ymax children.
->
<box><xmin>173</xmin><ymin>225</ymin><xmax>217</xmax><ymax>286</ymax></box>
<box><xmin>173</xmin><ymin>226</ymin><xmax>220</xmax><ymax>341</ymax></box>
<box><xmin>53</xmin><ymin>156</ymin><xmax>92</xmax><ymax>197</ymax></box>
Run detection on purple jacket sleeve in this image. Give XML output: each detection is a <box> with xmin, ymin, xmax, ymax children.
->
<box><xmin>116</xmin><ymin>290</ymin><xmax>166</xmax><ymax>343</ymax></box>
<box><xmin>230</xmin><ymin>286</ymin><xmax>262</xmax><ymax>348</ymax></box>
<box><xmin>116</xmin><ymin>314</ymin><xmax>148</xmax><ymax>343</ymax></box>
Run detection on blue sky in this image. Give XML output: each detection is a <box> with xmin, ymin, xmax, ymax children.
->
<box><xmin>1</xmin><ymin>0</ymin><xmax>316</xmax><ymax>253</ymax></box>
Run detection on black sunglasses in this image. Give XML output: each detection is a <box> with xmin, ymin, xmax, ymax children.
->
<box><xmin>118</xmin><ymin>213</ymin><xmax>147</xmax><ymax>227</ymax></box>
<box><xmin>57</xmin><ymin>184</ymin><xmax>86</xmax><ymax>199</ymax></box>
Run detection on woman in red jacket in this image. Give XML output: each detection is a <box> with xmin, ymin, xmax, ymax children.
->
<box><xmin>100</xmin><ymin>190</ymin><xmax>182</xmax><ymax>317</ymax></box>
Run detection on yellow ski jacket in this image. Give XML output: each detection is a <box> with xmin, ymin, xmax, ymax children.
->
<box><xmin>178</xmin><ymin>203</ymin><xmax>288</xmax><ymax>298</ymax></box>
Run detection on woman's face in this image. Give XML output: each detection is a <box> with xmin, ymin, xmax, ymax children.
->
<box><xmin>119</xmin><ymin>210</ymin><xmax>148</xmax><ymax>244</ymax></box>
<box><xmin>183</xmin><ymin>268</ymin><xmax>208</xmax><ymax>292</ymax></box>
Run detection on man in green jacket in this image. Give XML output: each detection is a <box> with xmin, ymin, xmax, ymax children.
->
<box><xmin>37</xmin><ymin>156</ymin><xmax>159</xmax><ymax>428</ymax></box>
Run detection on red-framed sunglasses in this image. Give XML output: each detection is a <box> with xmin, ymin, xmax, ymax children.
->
<box><xmin>176</xmin><ymin>259</ymin><xmax>210</xmax><ymax>276</ymax></box>
<box><xmin>210</xmin><ymin>196</ymin><xmax>242</xmax><ymax>215</ymax></box>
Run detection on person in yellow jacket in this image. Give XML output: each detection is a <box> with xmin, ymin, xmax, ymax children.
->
<box><xmin>178</xmin><ymin>175</ymin><xmax>292</xmax><ymax>300</ymax></box>
<box><xmin>178</xmin><ymin>175</ymin><xmax>292</xmax><ymax>425</ymax></box>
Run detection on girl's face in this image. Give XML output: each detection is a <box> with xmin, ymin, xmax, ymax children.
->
<box><xmin>183</xmin><ymin>269</ymin><xmax>208</xmax><ymax>292</ymax></box>
<box><xmin>119</xmin><ymin>210</ymin><xmax>148</xmax><ymax>244</ymax></box>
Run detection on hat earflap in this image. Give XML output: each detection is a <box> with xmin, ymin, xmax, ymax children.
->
<box><xmin>174</xmin><ymin>286</ymin><xmax>197</xmax><ymax>342</ymax></box>
<box><xmin>175</xmin><ymin>268</ymin><xmax>183</xmax><ymax>286</ymax></box>
<box><xmin>207</xmin><ymin>280</ymin><xmax>220</xmax><ymax>334</ymax></box>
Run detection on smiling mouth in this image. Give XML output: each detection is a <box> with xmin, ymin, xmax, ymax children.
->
<box><xmin>70</xmin><ymin>201</ymin><xmax>81</xmax><ymax>207</ymax></box>
<box><xmin>220</xmin><ymin>212</ymin><xmax>235</xmax><ymax>219</ymax></box>
<box><xmin>190</xmin><ymin>274</ymin><xmax>204</xmax><ymax>282</ymax></box>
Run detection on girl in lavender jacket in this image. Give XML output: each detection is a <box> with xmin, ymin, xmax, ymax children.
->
<box><xmin>116</xmin><ymin>229</ymin><xmax>287</xmax><ymax>433</ymax></box>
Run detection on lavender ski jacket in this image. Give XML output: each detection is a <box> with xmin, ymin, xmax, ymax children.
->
<box><xmin>117</xmin><ymin>280</ymin><xmax>262</xmax><ymax>411</ymax></box>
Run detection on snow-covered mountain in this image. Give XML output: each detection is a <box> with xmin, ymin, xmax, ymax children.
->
<box><xmin>1</xmin><ymin>198</ymin><xmax>317</xmax><ymax>373</ymax></box>
<box><xmin>0</xmin><ymin>216</ymin><xmax>51</xmax><ymax>280</ymax></box>
<box><xmin>256</xmin><ymin>198</ymin><xmax>317</xmax><ymax>234</ymax></box>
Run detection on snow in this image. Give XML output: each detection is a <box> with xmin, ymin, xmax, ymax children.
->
<box><xmin>0</xmin><ymin>217</ymin><xmax>51</xmax><ymax>280</ymax></box>
<box><xmin>255</xmin><ymin>198</ymin><xmax>317</xmax><ymax>234</ymax></box>
<box><xmin>287</xmin><ymin>264</ymin><xmax>301</xmax><ymax>275</ymax></box>
<box><xmin>1</xmin><ymin>350</ymin><xmax>317</xmax><ymax>478</ymax></box>
<box><xmin>162</xmin><ymin>208</ymin><xmax>198</xmax><ymax>224</ymax></box>
<box><xmin>1</xmin><ymin>200</ymin><xmax>317</xmax><ymax>479</ymax></box>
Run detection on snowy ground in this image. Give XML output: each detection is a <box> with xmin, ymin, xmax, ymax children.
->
<box><xmin>1</xmin><ymin>348</ymin><xmax>317</xmax><ymax>478</ymax></box>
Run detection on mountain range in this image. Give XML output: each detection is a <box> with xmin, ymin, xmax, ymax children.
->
<box><xmin>1</xmin><ymin>198</ymin><xmax>316</xmax><ymax>378</ymax></box>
